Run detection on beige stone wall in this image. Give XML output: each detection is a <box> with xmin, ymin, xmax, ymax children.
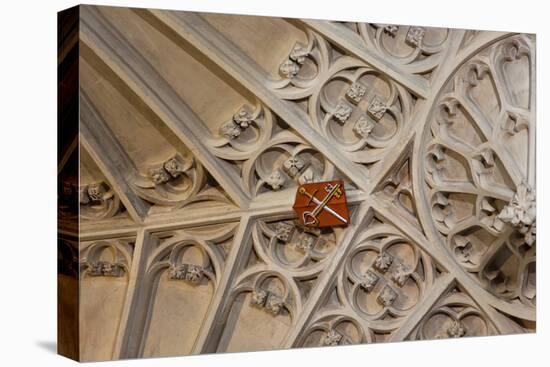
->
<box><xmin>58</xmin><ymin>4</ymin><xmax>536</xmax><ymax>362</ymax></box>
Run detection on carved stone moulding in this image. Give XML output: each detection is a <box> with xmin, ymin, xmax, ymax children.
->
<box><xmin>418</xmin><ymin>35</ymin><xmax>536</xmax><ymax>320</ymax></box>
<box><xmin>410</xmin><ymin>284</ymin><xmax>499</xmax><ymax>340</ymax></box>
<box><xmin>210</xmin><ymin>102</ymin><xmax>355</xmax><ymax>198</ymax></box>
<box><xmin>336</xmin><ymin>214</ymin><xmax>443</xmax><ymax>327</ymax></box>
<box><xmin>80</xmin><ymin>239</ymin><xmax>135</xmax><ymax>278</ymax></box>
<box><xmin>268</xmin><ymin>29</ymin><xmax>418</xmax><ymax>178</ymax></box>
<box><xmin>299</xmin><ymin>315</ymin><xmax>369</xmax><ymax>347</ymax></box>
<box><xmin>57</xmin><ymin>4</ymin><xmax>535</xmax><ymax>362</ymax></box>
<box><xmin>132</xmin><ymin>152</ymin><xmax>233</xmax><ymax>212</ymax></box>
<box><xmin>77</xmin><ymin>237</ymin><xmax>136</xmax><ymax>361</ymax></box>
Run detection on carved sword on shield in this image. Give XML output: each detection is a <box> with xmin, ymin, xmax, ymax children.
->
<box><xmin>298</xmin><ymin>183</ymin><xmax>348</xmax><ymax>226</ymax></box>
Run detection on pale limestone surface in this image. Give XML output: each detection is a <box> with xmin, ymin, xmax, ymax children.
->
<box><xmin>57</xmin><ymin>4</ymin><xmax>536</xmax><ymax>362</ymax></box>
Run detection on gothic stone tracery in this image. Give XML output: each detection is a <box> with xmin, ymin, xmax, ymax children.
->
<box><xmin>57</xmin><ymin>5</ymin><xmax>536</xmax><ymax>362</ymax></box>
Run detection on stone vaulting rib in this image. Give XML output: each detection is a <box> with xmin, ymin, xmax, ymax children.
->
<box><xmin>371</xmin><ymin>199</ymin><xmax>536</xmax><ymax>323</ymax></box>
<box><xmin>300</xmin><ymin>20</ymin><xmax>430</xmax><ymax>98</ymax></box>
<box><xmin>79</xmin><ymin>6</ymin><xmax>252</xmax><ymax>208</ymax></box>
<box><xmin>112</xmin><ymin>228</ymin><xmax>149</xmax><ymax>359</ymax></box>
<box><xmin>146</xmin><ymin>9</ymin><xmax>371</xmax><ymax>190</ymax></box>
<box><xmin>189</xmin><ymin>216</ymin><xmax>253</xmax><ymax>354</ymax></box>
<box><xmin>281</xmin><ymin>201</ymin><xmax>373</xmax><ymax>347</ymax></box>
<box><xmin>389</xmin><ymin>273</ymin><xmax>455</xmax><ymax>341</ymax></box>
<box><xmin>80</xmin><ymin>92</ymin><xmax>149</xmax><ymax>223</ymax></box>
<box><xmin>63</xmin><ymin>5</ymin><xmax>536</xmax><ymax>362</ymax></box>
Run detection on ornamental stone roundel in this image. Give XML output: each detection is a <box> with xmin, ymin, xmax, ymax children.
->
<box><xmin>416</xmin><ymin>34</ymin><xmax>535</xmax><ymax>320</ymax></box>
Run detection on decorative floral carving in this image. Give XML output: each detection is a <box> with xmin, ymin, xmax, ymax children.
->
<box><xmin>211</xmin><ymin>102</ymin><xmax>334</xmax><ymax>198</ymax></box>
<box><xmin>289</xmin><ymin>42</ymin><xmax>309</xmax><ymax>64</ymax></box>
<box><xmin>301</xmin><ymin>315</ymin><xmax>366</xmax><ymax>347</ymax></box>
<box><xmin>147</xmin><ymin>155</ymin><xmax>191</xmax><ymax>184</ymax></box>
<box><xmin>452</xmin><ymin>235</ymin><xmax>473</xmax><ymax>263</ymax></box>
<box><xmin>472</xmin><ymin>148</ymin><xmax>495</xmax><ymax>176</ymax></box>
<box><xmin>374</xmin><ymin>252</ymin><xmax>394</xmax><ymax>272</ymax></box>
<box><xmin>186</xmin><ymin>265</ymin><xmax>204</xmax><ymax>283</ymax></box>
<box><xmin>335</xmin><ymin>22</ymin><xmax>451</xmax><ymax>83</ymax></box>
<box><xmin>86</xmin><ymin>182</ymin><xmax>106</xmax><ymax>201</ymax></box>
<box><xmin>414</xmin><ymin>288</ymin><xmax>497</xmax><ymax>340</ymax></box>
<box><xmin>168</xmin><ymin>263</ymin><xmax>204</xmax><ymax>284</ymax></box>
<box><xmin>391</xmin><ymin>263</ymin><xmax>410</xmax><ymax>287</ymax></box>
<box><xmin>233</xmin><ymin>106</ymin><xmax>254</xmax><ymax>128</ymax></box>
<box><xmin>384</xmin><ymin>25</ymin><xmax>399</xmax><ymax>36</ymax></box>
<box><xmin>219</xmin><ymin>105</ymin><xmax>257</xmax><ymax>140</ymax></box>
<box><xmin>250</xmin><ymin>288</ymin><xmax>284</xmax><ymax>316</ymax></box>
<box><xmin>246</xmin><ymin>140</ymin><xmax>331</xmax><ymax>196</ymax></box>
<box><xmin>149</xmin><ymin>166</ymin><xmax>171</xmax><ymax>184</ymax></box>
<box><xmin>425</xmin><ymin>145</ymin><xmax>446</xmax><ymax>182</ymax></box>
<box><xmin>353</xmin><ymin>115</ymin><xmax>375</xmax><ymax>139</ymax></box>
<box><xmin>250</xmin><ymin>289</ymin><xmax>268</xmax><ymax>306</ymax></box>
<box><xmin>496</xmin><ymin>182</ymin><xmax>536</xmax><ymax>239</ymax></box>
<box><xmin>280</xmin><ymin>59</ymin><xmax>300</xmax><ymax>79</ymax></box>
<box><xmin>367</xmin><ymin>96</ymin><xmax>387</xmax><ymax>120</ymax></box>
<box><xmin>360</xmin><ymin>270</ymin><xmax>379</xmax><ymax>292</ymax></box>
<box><xmin>168</xmin><ymin>264</ymin><xmax>186</xmax><ymax>280</ymax></box>
<box><xmin>375</xmin><ymin>153</ymin><xmax>419</xmax><ymax>227</ymax></box>
<box><xmin>268</xmin><ymin>31</ymin><xmax>416</xmax><ymax>176</ymax></box>
<box><xmin>254</xmin><ymin>218</ymin><xmax>337</xmax><ymax>275</ymax></box>
<box><xmin>147</xmin><ymin>234</ymin><xmax>224</xmax><ymax>290</ymax></box>
<box><xmin>81</xmin><ymin>240</ymin><xmax>132</xmax><ymax>278</ymax></box>
<box><xmin>133</xmin><ymin>152</ymin><xmax>225</xmax><ymax>208</ymax></box>
<box><xmin>346</xmin><ymin>82</ymin><xmax>367</xmax><ymax>104</ymax></box>
<box><xmin>523</xmin><ymin>223</ymin><xmax>536</xmax><ymax>248</ymax></box>
<box><xmin>283</xmin><ymin>156</ymin><xmax>307</xmax><ymax>177</ymax></box>
<box><xmin>447</xmin><ymin>320</ymin><xmax>466</xmax><ymax>338</ymax></box>
<box><xmin>377</xmin><ymin>285</ymin><xmax>398</xmax><ymax>306</ymax></box>
<box><xmin>266</xmin><ymin>170</ymin><xmax>286</xmax><ymax>190</ymax></box>
<box><xmin>341</xmin><ymin>220</ymin><xmax>433</xmax><ymax>325</ymax></box>
<box><xmin>88</xmin><ymin>261</ymin><xmax>125</xmax><ymax>277</ymax></box>
<box><xmin>333</xmin><ymin>100</ymin><xmax>353</xmax><ymax>124</ymax></box>
<box><xmin>275</xmin><ymin>222</ymin><xmax>295</xmax><ymax>242</ymax></box>
<box><xmin>405</xmin><ymin>26</ymin><xmax>425</xmax><ymax>47</ymax></box>
<box><xmin>163</xmin><ymin>157</ymin><xmax>186</xmax><ymax>178</ymax></box>
<box><xmin>480</xmin><ymin>149</ymin><xmax>495</xmax><ymax>169</ymax></box>
<box><xmin>265</xmin><ymin>293</ymin><xmax>284</xmax><ymax>315</ymax></box>
<box><xmin>220</xmin><ymin>120</ymin><xmax>242</xmax><ymax>140</ymax></box>
<box><xmin>279</xmin><ymin>42</ymin><xmax>310</xmax><ymax>79</ymax></box>
<box><xmin>80</xmin><ymin>182</ymin><xmax>106</xmax><ymax>203</ymax></box>
<box><xmin>323</xmin><ymin>329</ymin><xmax>343</xmax><ymax>346</ymax></box>
<box><xmin>76</xmin><ymin>181</ymin><xmax>122</xmax><ymax>220</ymax></box>
<box><xmin>296</xmin><ymin>232</ymin><xmax>316</xmax><ymax>253</ymax></box>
